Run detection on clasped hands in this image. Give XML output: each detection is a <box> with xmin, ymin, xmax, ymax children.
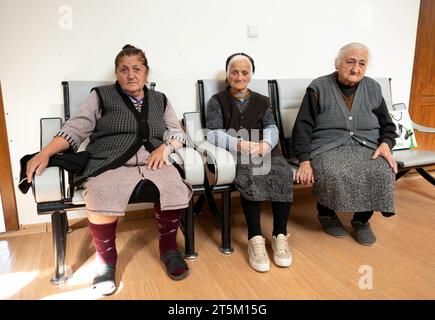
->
<box><xmin>237</xmin><ymin>140</ymin><xmax>271</xmax><ymax>157</ymax></box>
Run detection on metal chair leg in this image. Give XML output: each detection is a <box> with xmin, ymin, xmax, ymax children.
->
<box><xmin>65</xmin><ymin>216</ymin><xmax>73</xmax><ymax>234</ymax></box>
<box><xmin>416</xmin><ymin>168</ymin><xmax>435</xmax><ymax>185</ymax></box>
<box><xmin>50</xmin><ymin>210</ymin><xmax>72</xmax><ymax>284</ymax></box>
<box><xmin>219</xmin><ymin>191</ymin><xmax>233</xmax><ymax>255</ymax></box>
<box><xmin>193</xmin><ymin>195</ymin><xmax>206</xmax><ymax>215</ymax></box>
<box><xmin>182</xmin><ymin>198</ymin><xmax>198</xmax><ymax>260</ymax></box>
<box><xmin>396</xmin><ymin>170</ymin><xmax>410</xmax><ymax>180</ymax></box>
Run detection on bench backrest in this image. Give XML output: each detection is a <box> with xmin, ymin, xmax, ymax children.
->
<box><xmin>197</xmin><ymin>79</ymin><xmax>271</xmax><ymax>127</ymax></box>
<box><xmin>62</xmin><ymin>81</ymin><xmax>157</xmax><ymax>120</ymax></box>
<box><xmin>185</xmin><ymin>79</ymin><xmax>272</xmax><ymax>146</ymax></box>
<box><xmin>62</xmin><ymin>81</ymin><xmax>112</xmax><ymax>120</ymax></box>
<box><xmin>271</xmin><ymin>77</ymin><xmax>393</xmax><ymax>158</ymax></box>
<box><xmin>58</xmin><ymin>81</ymin><xmax>156</xmax><ymax>151</ymax></box>
<box><xmin>272</xmin><ymin>77</ymin><xmax>393</xmax><ymax>137</ymax></box>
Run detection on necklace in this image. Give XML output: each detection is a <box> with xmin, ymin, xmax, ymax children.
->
<box><xmin>127</xmin><ymin>95</ymin><xmax>144</xmax><ymax>112</ymax></box>
<box><xmin>133</xmin><ymin>101</ymin><xmax>143</xmax><ymax>112</ymax></box>
<box><xmin>230</xmin><ymin>89</ymin><xmax>250</xmax><ymax>100</ymax></box>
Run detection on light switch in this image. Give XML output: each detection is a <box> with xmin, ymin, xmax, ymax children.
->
<box><xmin>247</xmin><ymin>25</ymin><xmax>259</xmax><ymax>38</ymax></box>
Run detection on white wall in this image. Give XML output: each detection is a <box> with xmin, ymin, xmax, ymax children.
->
<box><xmin>0</xmin><ymin>0</ymin><xmax>420</xmax><ymax>225</ymax></box>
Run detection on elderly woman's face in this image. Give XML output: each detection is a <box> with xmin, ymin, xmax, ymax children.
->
<box><xmin>227</xmin><ymin>59</ymin><xmax>252</xmax><ymax>92</ymax></box>
<box><xmin>116</xmin><ymin>55</ymin><xmax>148</xmax><ymax>97</ymax></box>
<box><xmin>336</xmin><ymin>47</ymin><xmax>368</xmax><ymax>86</ymax></box>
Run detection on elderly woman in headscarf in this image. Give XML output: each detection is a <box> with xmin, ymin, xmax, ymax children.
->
<box><xmin>206</xmin><ymin>53</ymin><xmax>293</xmax><ymax>272</ymax></box>
<box><xmin>292</xmin><ymin>42</ymin><xmax>398</xmax><ymax>246</ymax></box>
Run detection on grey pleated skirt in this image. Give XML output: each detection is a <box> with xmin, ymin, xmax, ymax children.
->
<box><xmin>235</xmin><ymin>155</ymin><xmax>293</xmax><ymax>202</ymax></box>
<box><xmin>311</xmin><ymin>140</ymin><xmax>395</xmax><ymax>214</ymax></box>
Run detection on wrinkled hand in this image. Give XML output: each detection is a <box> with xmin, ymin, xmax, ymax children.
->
<box><xmin>238</xmin><ymin>140</ymin><xmax>252</xmax><ymax>154</ymax></box>
<box><xmin>26</xmin><ymin>151</ymin><xmax>50</xmax><ymax>183</ymax></box>
<box><xmin>257</xmin><ymin>142</ymin><xmax>271</xmax><ymax>157</ymax></box>
<box><xmin>238</xmin><ymin>141</ymin><xmax>270</xmax><ymax>157</ymax></box>
<box><xmin>146</xmin><ymin>144</ymin><xmax>171</xmax><ymax>170</ymax></box>
<box><xmin>372</xmin><ymin>142</ymin><xmax>398</xmax><ymax>174</ymax></box>
<box><xmin>295</xmin><ymin>160</ymin><xmax>314</xmax><ymax>184</ymax></box>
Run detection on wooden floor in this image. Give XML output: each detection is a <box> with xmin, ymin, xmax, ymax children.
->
<box><xmin>1</xmin><ymin>174</ymin><xmax>434</xmax><ymax>300</ymax></box>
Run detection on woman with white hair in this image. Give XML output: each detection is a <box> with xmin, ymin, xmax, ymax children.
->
<box><xmin>292</xmin><ymin>42</ymin><xmax>398</xmax><ymax>245</ymax></box>
<box><xmin>206</xmin><ymin>53</ymin><xmax>293</xmax><ymax>272</ymax></box>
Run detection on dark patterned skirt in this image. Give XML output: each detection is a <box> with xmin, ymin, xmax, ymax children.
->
<box><xmin>311</xmin><ymin>140</ymin><xmax>395</xmax><ymax>214</ymax></box>
<box><xmin>234</xmin><ymin>155</ymin><xmax>293</xmax><ymax>202</ymax></box>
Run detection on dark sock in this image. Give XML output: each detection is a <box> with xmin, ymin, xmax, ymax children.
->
<box><xmin>88</xmin><ymin>220</ymin><xmax>118</xmax><ymax>268</ymax></box>
<box><xmin>272</xmin><ymin>201</ymin><xmax>291</xmax><ymax>237</ymax></box>
<box><xmin>317</xmin><ymin>202</ymin><xmax>336</xmax><ymax>217</ymax></box>
<box><xmin>240</xmin><ymin>197</ymin><xmax>262</xmax><ymax>240</ymax></box>
<box><xmin>352</xmin><ymin>211</ymin><xmax>374</xmax><ymax>224</ymax></box>
<box><xmin>154</xmin><ymin>203</ymin><xmax>185</xmax><ymax>276</ymax></box>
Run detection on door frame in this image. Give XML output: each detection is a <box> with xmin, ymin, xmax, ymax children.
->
<box><xmin>409</xmin><ymin>0</ymin><xmax>434</xmax><ymax>127</ymax></box>
<box><xmin>0</xmin><ymin>82</ymin><xmax>19</xmax><ymax>231</ymax></box>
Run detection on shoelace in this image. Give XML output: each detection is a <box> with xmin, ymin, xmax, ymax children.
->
<box><xmin>251</xmin><ymin>239</ymin><xmax>267</xmax><ymax>257</ymax></box>
<box><xmin>275</xmin><ymin>235</ymin><xmax>290</xmax><ymax>253</ymax></box>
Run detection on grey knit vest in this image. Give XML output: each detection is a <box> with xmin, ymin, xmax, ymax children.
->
<box><xmin>76</xmin><ymin>83</ymin><xmax>167</xmax><ymax>184</ymax></box>
<box><xmin>308</xmin><ymin>73</ymin><xmax>383</xmax><ymax>159</ymax></box>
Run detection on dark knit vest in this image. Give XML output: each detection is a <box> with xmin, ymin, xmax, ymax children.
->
<box><xmin>215</xmin><ymin>89</ymin><xmax>281</xmax><ymax>157</ymax></box>
<box><xmin>308</xmin><ymin>73</ymin><xmax>383</xmax><ymax>158</ymax></box>
<box><xmin>75</xmin><ymin>82</ymin><xmax>167</xmax><ymax>184</ymax></box>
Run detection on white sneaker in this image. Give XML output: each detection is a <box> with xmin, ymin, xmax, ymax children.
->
<box><xmin>271</xmin><ymin>234</ymin><xmax>292</xmax><ymax>267</ymax></box>
<box><xmin>248</xmin><ymin>235</ymin><xmax>270</xmax><ymax>272</ymax></box>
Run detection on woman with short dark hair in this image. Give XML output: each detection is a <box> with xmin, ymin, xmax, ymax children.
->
<box><xmin>26</xmin><ymin>45</ymin><xmax>192</xmax><ymax>295</ymax></box>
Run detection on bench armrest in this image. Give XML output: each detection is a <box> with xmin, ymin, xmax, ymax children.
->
<box><xmin>34</xmin><ymin>117</ymin><xmax>66</xmax><ymax>202</ymax></box>
<box><xmin>170</xmin><ymin>147</ymin><xmax>205</xmax><ymax>186</ymax></box>
<box><xmin>196</xmin><ymin>141</ymin><xmax>237</xmax><ymax>185</ymax></box>
<box><xmin>32</xmin><ymin>167</ymin><xmax>64</xmax><ymax>203</ymax></box>
<box><xmin>183</xmin><ymin>111</ymin><xmax>236</xmax><ymax>185</ymax></box>
<box><xmin>412</xmin><ymin>121</ymin><xmax>435</xmax><ymax>134</ymax></box>
<box><xmin>392</xmin><ymin>103</ymin><xmax>435</xmax><ymax>134</ymax></box>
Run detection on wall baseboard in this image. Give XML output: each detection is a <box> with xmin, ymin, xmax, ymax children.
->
<box><xmin>0</xmin><ymin>222</ymin><xmax>47</xmax><ymax>238</ymax></box>
<box><xmin>0</xmin><ymin>208</ymin><xmax>156</xmax><ymax>238</ymax></box>
<box><xmin>1</xmin><ymin>189</ymin><xmax>315</xmax><ymax>238</ymax></box>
